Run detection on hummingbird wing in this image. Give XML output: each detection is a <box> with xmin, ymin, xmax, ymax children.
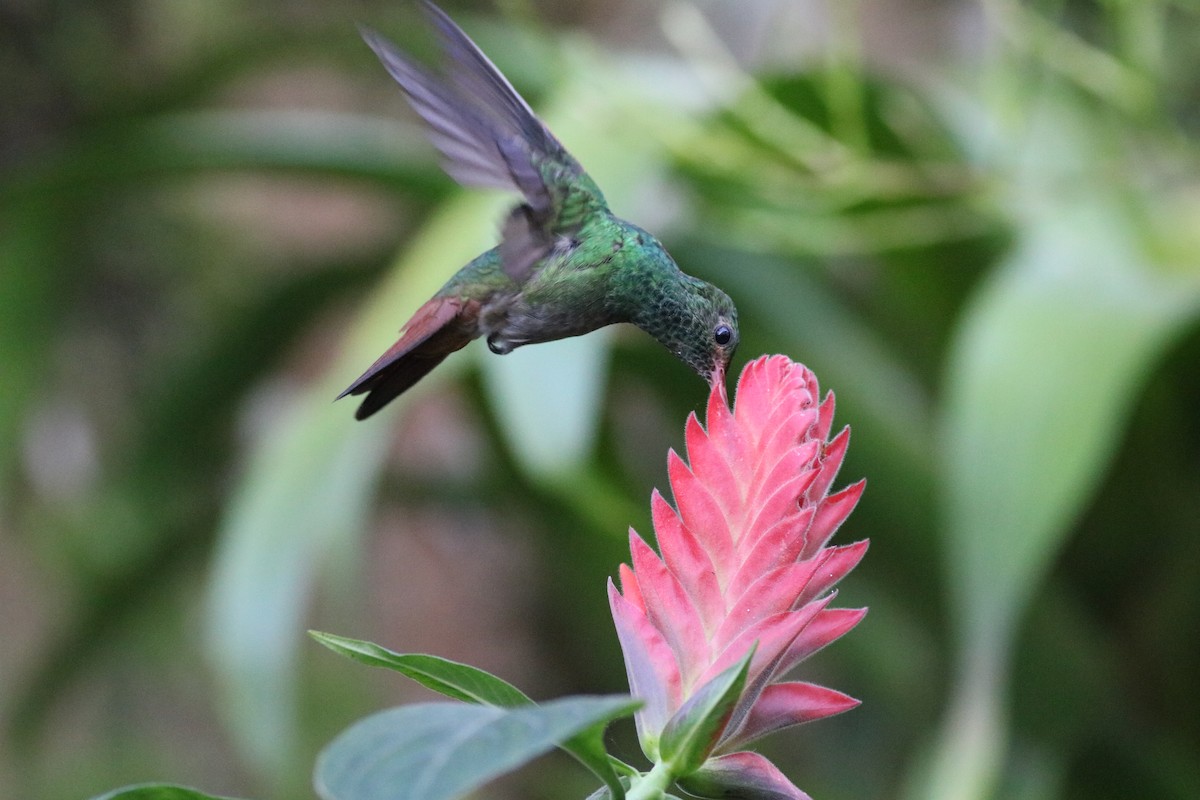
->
<box><xmin>360</xmin><ymin>2</ymin><xmax>607</xmax><ymax>282</ymax></box>
<box><xmin>337</xmin><ymin>295</ymin><xmax>481</xmax><ymax>420</ymax></box>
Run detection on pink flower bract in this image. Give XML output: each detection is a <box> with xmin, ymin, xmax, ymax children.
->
<box><xmin>609</xmin><ymin>355</ymin><xmax>868</xmax><ymax>797</ymax></box>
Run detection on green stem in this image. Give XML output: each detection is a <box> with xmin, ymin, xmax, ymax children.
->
<box><xmin>625</xmin><ymin>761</ymin><xmax>674</xmax><ymax>800</ymax></box>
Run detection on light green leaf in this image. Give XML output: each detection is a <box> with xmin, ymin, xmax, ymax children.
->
<box><xmin>919</xmin><ymin>97</ymin><xmax>1200</xmax><ymax>800</ymax></box>
<box><xmin>314</xmin><ymin>696</ymin><xmax>640</xmax><ymax>800</ymax></box>
<box><xmin>941</xmin><ymin>218</ymin><xmax>1195</xmax><ymax>645</ymax></box>
<box><xmin>309</xmin><ymin>632</ymin><xmax>632</xmax><ymax>799</ymax></box>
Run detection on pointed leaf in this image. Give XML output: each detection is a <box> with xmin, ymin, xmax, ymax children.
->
<box><xmin>658</xmin><ymin>649</ymin><xmax>752</xmax><ymax>776</ymax></box>
<box><xmin>310</xmin><ymin>631</ymin><xmax>530</xmax><ymax>706</ymax></box>
<box><xmin>89</xmin><ymin>786</ymin><xmax>247</xmax><ymax>800</ymax></box>
<box><xmin>314</xmin><ymin>696</ymin><xmax>639</xmax><ymax>800</ymax></box>
<box><xmin>562</xmin><ymin>723</ymin><xmax>635</xmax><ymax>800</ymax></box>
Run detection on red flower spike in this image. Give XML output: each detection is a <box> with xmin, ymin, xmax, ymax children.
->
<box><xmin>609</xmin><ymin>355</ymin><xmax>868</xmax><ymax>789</ymax></box>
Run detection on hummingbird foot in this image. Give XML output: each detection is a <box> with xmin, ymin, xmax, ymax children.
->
<box><xmin>486</xmin><ymin>334</ymin><xmax>513</xmax><ymax>355</ymax></box>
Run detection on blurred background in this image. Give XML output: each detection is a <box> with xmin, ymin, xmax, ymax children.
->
<box><xmin>2</xmin><ymin>0</ymin><xmax>1199</xmax><ymax>798</ymax></box>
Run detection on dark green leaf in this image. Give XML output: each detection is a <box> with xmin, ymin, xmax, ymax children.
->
<box><xmin>89</xmin><ymin>784</ymin><xmax>248</xmax><ymax>800</ymax></box>
<box><xmin>309</xmin><ymin>632</ymin><xmax>530</xmax><ymax>706</ymax></box>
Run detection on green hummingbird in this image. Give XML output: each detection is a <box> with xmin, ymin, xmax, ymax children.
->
<box><xmin>340</xmin><ymin>1</ymin><xmax>739</xmax><ymax>419</ymax></box>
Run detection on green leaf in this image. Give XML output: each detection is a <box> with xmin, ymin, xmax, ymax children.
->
<box><xmin>940</xmin><ymin>225</ymin><xmax>1196</xmax><ymax>645</ymax></box>
<box><xmin>309</xmin><ymin>632</ymin><xmax>531</xmax><ymax>706</ymax></box>
<box><xmin>561</xmin><ymin>721</ymin><xmax>636</xmax><ymax>800</ymax></box>
<box><xmin>309</xmin><ymin>632</ymin><xmax>632</xmax><ymax>799</ymax></box>
<box><xmin>939</xmin><ymin>96</ymin><xmax>1200</xmax><ymax>659</ymax></box>
<box><xmin>314</xmin><ymin>696</ymin><xmax>641</xmax><ymax>800</ymax></box>
<box><xmin>89</xmin><ymin>784</ymin><xmax>248</xmax><ymax>800</ymax></box>
<box><xmin>657</xmin><ymin>650</ymin><xmax>753</xmax><ymax>776</ymax></box>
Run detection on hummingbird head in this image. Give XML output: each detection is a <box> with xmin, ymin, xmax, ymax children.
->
<box><xmin>637</xmin><ymin>275</ymin><xmax>739</xmax><ymax>394</ymax></box>
<box><xmin>614</xmin><ymin>224</ymin><xmax>739</xmax><ymax>391</ymax></box>
<box><xmin>687</xmin><ymin>280</ymin><xmax>740</xmax><ymax>392</ymax></box>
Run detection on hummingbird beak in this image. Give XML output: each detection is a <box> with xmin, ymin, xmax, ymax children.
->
<box><xmin>709</xmin><ymin>362</ymin><xmax>728</xmax><ymax>405</ymax></box>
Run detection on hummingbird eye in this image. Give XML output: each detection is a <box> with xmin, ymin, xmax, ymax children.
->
<box><xmin>714</xmin><ymin>324</ymin><xmax>733</xmax><ymax>347</ymax></box>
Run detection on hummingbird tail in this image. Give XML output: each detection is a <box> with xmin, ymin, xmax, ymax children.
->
<box><xmin>346</xmin><ymin>354</ymin><xmax>451</xmax><ymax>420</ymax></box>
<box><xmin>338</xmin><ymin>295</ymin><xmax>480</xmax><ymax>419</ymax></box>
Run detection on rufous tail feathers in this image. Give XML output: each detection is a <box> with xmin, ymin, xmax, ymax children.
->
<box><xmin>338</xmin><ymin>296</ymin><xmax>480</xmax><ymax>419</ymax></box>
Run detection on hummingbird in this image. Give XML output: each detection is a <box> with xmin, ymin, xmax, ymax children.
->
<box><xmin>339</xmin><ymin>1</ymin><xmax>739</xmax><ymax>420</ymax></box>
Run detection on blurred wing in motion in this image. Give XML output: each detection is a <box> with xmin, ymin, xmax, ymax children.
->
<box><xmin>359</xmin><ymin>2</ymin><xmax>608</xmax><ymax>281</ymax></box>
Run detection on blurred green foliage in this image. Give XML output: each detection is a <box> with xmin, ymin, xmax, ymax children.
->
<box><xmin>2</xmin><ymin>1</ymin><xmax>1199</xmax><ymax>799</ymax></box>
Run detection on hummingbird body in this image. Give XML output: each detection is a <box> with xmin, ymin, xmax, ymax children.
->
<box><xmin>341</xmin><ymin>2</ymin><xmax>739</xmax><ymax>419</ymax></box>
